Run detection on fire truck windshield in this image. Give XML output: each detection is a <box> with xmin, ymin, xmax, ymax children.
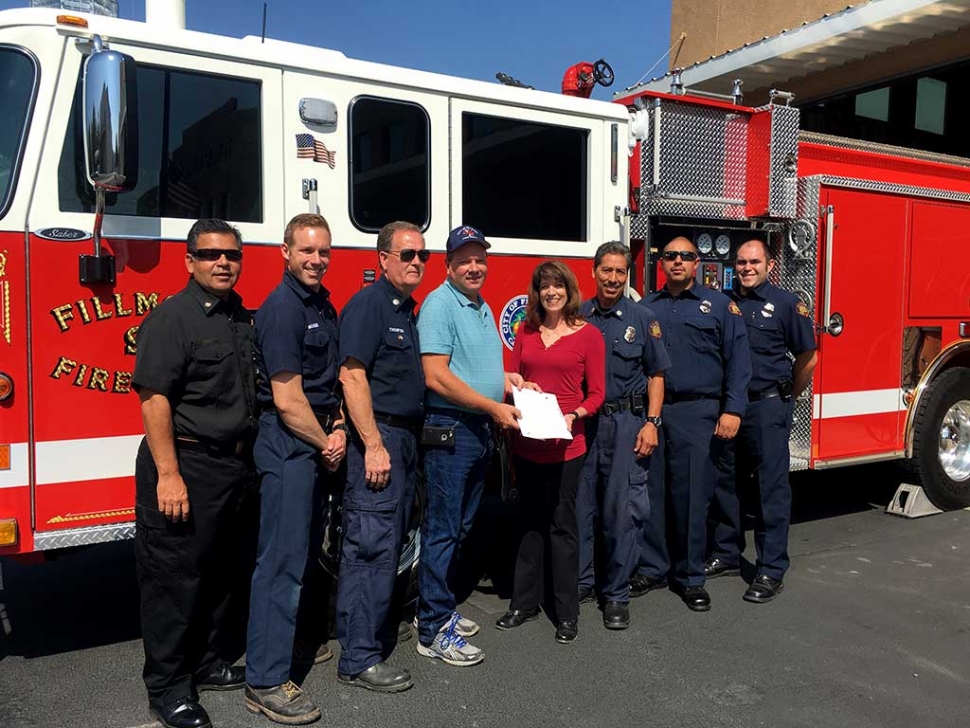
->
<box><xmin>0</xmin><ymin>47</ymin><xmax>37</xmax><ymax>219</ymax></box>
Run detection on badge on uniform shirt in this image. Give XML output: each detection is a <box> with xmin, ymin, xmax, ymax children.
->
<box><xmin>764</xmin><ymin>302</ymin><xmax>775</xmax><ymax>312</ymax></box>
<box><xmin>649</xmin><ymin>320</ymin><xmax>662</xmax><ymax>339</ymax></box>
<box><xmin>699</xmin><ymin>300</ymin><xmax>712</xmax><ymax>314</ymax></box>
<box><xmin>728</xmin><ymin>301</ymin><xmax>742</xmax><ymax>316</ymax></box>
<box><xmin>624</xmin><ymin>326</ymin><xmax>636</xmax><ymax>343</ymax></box>
<box><xmin>796</xmin><ymin>301</ymin><xmax>811</xmax><ymax>318</ymax></box>
<box><xmin>761</xmin><ymin>310</ymin><xmax>772</xmax><ymax>318</ymax></box>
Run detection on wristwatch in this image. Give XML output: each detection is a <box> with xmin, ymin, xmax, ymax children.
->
<box><xmin>645</xmin><ymin>416</ymin><xmax>662</xmax><ymax>427</ymax></box>
<box><xmin>332</xmin><ymin>422</ymin><xmax>349</xmax><ymax>433</ymax></box>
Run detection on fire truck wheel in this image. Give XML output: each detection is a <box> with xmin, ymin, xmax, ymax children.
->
<box><xmin>911</xmin><ymin>367</ymin><xmax>970</xmax><ymax>510</ymax></box>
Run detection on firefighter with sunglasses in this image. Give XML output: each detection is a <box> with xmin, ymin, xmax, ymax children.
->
<box><xmin>632</xmin><ymin>237</ymin><xmax>751</xmax><ymax>613</ymax></box>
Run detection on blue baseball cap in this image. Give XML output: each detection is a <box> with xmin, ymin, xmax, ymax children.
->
<box><xmin>446</xmin><ymin>225</ymin><xmax>491</xmax><ymax>254</ymax></box>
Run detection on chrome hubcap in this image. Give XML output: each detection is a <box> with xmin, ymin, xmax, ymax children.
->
<box><xmin>939</xmin><ymin>400</ymin><xmax>970</xmax><ymax>482</ymax></box>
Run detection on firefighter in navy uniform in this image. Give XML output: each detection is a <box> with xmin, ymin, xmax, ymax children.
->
<box><xmin>706</xmin><ymin>239</ymin><xmax>817</xmax><ymax>602</ymax></box>
<box><xmin>334</xmin><ymin>221</ymin><xmax>427</xmax><ymax>693</ymax></box>
<box><xmin>632</xmin><ymin>236</ymin><xmax>751</xmax><ymax>612</ymax></box>
<box><xmin>577</xmin><ymin>242</ymin><xmax>669</xmax><ymax>629</ymax></box>
<box><xmin>244</xmin><ymin>214</ymin><xmax>345</xmax><ymax>725</ymax></box>
<box><xmin>133</xmin><ymin>219</ymin><xmax>256</xmax><ymax>728</ymax></box>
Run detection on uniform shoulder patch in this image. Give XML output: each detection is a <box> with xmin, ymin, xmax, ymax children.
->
<box><xmin>649</xmin><ymin>320</ymin><xmax>662</xmax><ymax>339</ymax></box>
<box><xmin>728</xmin><ymin>301</ymin><xmax>742</xmax><ymax>316</ymax></box>
<box><xmin>796</xmin><ymin>301</ymin><xmax>811</xmax><ymax>318</ymax></box>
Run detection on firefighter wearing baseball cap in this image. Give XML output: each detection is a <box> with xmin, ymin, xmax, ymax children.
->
<box><xmin>633</xmin><ymin>236</ymin><xmax>751</xmax><ymax>612</ymax></box>
<box><xmin>706</xmin><ymin>239</ymin><xmax>817</xmax><ymax>602</ymax></box>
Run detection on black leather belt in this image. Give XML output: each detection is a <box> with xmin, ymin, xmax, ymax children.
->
<box><xmin>426</xmin><ymin>407</ymin><xmax>490</xmax><ymax>422</ymax></box>
<box><xmin>602</xmin><ymin>393</ymin><xmax>646</xmax><ymax>416</ymax></box>
<box><xmin>748</xmin><ymin>387</ymin><xmax>782</xmax><ymax>402</ymax></box>
<box><xmin>373</xmin><ymin>412</ymin><xmax>423</xmax><ymax>432</ymax></box>
<box><xmin>176</xmin><ymin>435</ymin><xmax>247</xmax><ymax>457</ymax></box>
<box><xmin>663</xmin><ymin>392</ymin><xmax>719</xmax><ymax>405</ymax></box>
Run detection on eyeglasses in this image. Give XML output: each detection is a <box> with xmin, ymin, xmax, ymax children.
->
<box><xmin>661</xmin><ymin>250</ymin><xmax>698</xmax><ymax>262</ymax></box>
<box><xmin>190</xmin><ymin>248</ymin><xmax>243</xmax><ymax>262</ymax></box>
<box><xmin>385</xmin><ymin>248</ymin><xmax>431</xmax><ymax>263</ymax></box>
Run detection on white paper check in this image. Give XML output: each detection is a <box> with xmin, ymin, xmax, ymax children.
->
<box><xmin>512</xmin><ymin>387</ymin><xmax>573</xmax><ymax>441</ymax></box>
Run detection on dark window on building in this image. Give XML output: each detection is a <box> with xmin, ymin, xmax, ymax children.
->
<box><xmin>800</xmin><ymin>59</ymin><xmax>968</xmax><ymax>157</ymax></box>
<box><xmin>0</xmin><ymin>47</ymin><xmax>37</xmax><ymax>219</ymax></box>
<box><xmin>60</xmin><ymin>65</ymin><xmax>262</xmax><ymax>222</ymax></box>
<box><xmin>349</xmin><ymin>97</ymin><xmax>430</xmax><ymax>232</ymax></box>
<box><xmin>462</xmin><ymin>113</ymin><xmax>588</xmax><ymax>241</ymax></box>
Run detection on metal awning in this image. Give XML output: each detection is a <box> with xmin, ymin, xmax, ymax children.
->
<box><xmin>620</xmin><ymin>0</ymin><xmax>970</xmax><ymax>98</ymax></box>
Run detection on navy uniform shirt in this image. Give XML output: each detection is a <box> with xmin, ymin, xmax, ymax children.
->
<box><xmin>133</xmin><ymin>277</ymin><xmax>257</xmax><ymax>442</ymax></box>
<box><xmin>254</xmin><ymin>271</ymin><xmax>340</xmax><ymax>411</ymax></box>
<box><xmin>645</xmin><ymin>283</ymin><xmax>751</xmax><ymax>415</ymax></box>
<box><xmin>582</xmin><ymin>296</ymin><xmax>671</xmax><ymax>401</ymax></box>
<box><xmin>338</xmin><ymin>275</ymin><xmax>425</xmax><ymax>418</ymax></box>
<box><xmin>732</xmin><ymin>280</ymin><xmax>817</xmax><ymax>392</ymax></box>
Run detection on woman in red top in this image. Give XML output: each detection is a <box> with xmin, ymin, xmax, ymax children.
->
<box><xmin>495</xmin><ymin>261</ymin><xmax>605</xmax><ymax>644</ymax></box>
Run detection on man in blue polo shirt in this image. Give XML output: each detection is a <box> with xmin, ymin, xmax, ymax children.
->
<box><xmin>415</xmin><ymin>225</ymin><xmax>521</xmax><ymax>667</ymax></box>
<box><xmin>335</xmin><ymin>221</ymin><xmax>427</xmax><ymax>694</ymax></box>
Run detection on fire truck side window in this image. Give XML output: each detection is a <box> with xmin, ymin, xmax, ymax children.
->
<box><xmin>0</xmin><ymin>48</ymin><xmax>37</xmax><ymax>219</ymax></box>
<box><xmin>59</xmin><ymin>65</ymin><xmax>262</xmax><ymax>222</ymax></box>
<box><xmin>349</xmin><ymin>96</ymin><xmax>430</xmax><ymax>232</ymax></box>
<box><xmin>461</xmin><ymin>113</ymin><xmax>588</xmax><ymax>242</ymax></box>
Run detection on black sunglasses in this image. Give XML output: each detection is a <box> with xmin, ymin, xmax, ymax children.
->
<box><xmin>191</xmin><ymin>248</ymin><xmax>243</xmax><ymax>262</ymax></box>
<box><xmin>386</xmin><ymin>248</ymin><xmax>431</xmax><ymax>263</ymax></box>
<box><xmin>661</xmin><ymin>250</ymin><xmax>698</xmax><ymax>262</ymax></box>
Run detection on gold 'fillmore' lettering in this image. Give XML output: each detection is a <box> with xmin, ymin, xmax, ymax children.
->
<box><xmin>50</xmin><ymin>291</ymin><xmax>162</xmax><ymax>333</ymax></box>
<box><xmin>49</xmin><ymin>355</ymin><xmax>132</xmax><ymax>394</ymax></box>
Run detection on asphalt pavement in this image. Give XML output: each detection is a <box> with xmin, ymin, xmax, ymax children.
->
<box><xmin>1</xmin><ymin>464</ymin><xmax>968</xmax><ymax>728</ymax></box>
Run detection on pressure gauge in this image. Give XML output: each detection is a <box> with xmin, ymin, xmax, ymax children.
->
<box><xmin>715</xmin><ymin>234</ymin><xmax>732</xmax><ymax>257</ymax></box>
<box><xmin>696</xmin><ymin>233</ymin><xmax>713</xmax><ymax>255</ymax></box>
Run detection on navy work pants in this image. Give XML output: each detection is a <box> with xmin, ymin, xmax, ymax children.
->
<box><xmin>638</xmin><ymin>399</ymin><xmax>724</xmax><ymax>589</ymax></box>
<box><xmin>710</xmin><ymin>397</ymin><xmax>794</xmax><ymax>580</ymax></box>
<box><xmin>417</xmin><ymin>409</ymin><xmax>493</xmax><ymax>645</ymax></box>
<box><xmin>246</xmin><ymin>413</ymin><xmax>329</xmax><ymax>687</ymax></box>
<box><xmin>577</xmin><ymin>411</ymin><xmax>650</xmax><ymax>602</ymax></box>
<box><xmin>335</xmin><ymin>423</ymin><xmax>418</xmax><ymax>676</ymax></box>
<box><xmin>134</xmin><ymin>437</ymin><xmax>254</xmax><ymax>708</ymax></box>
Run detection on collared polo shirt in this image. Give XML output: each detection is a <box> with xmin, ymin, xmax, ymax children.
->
<box><xmin>581</xmin><ymin>296</ymin><xmax>671</xmax><ymax>401</ymax></box>
<box><xmin>417</xmin><ymin>279</ymin><xmax>505</xmax><ymax>412</ymax></box>
<box><xmin>338</xmin><ymin>275</ymin><xmax>425</xmax><ymax>418</ymax></box>
<box><xmin>646</xmin><ymin>283</ymin><xmax>751</xmax><ymax>415</ymax></box>
<box><xmin>133</xmin><ymin>276</ymin><xmax>257</xmax><ymax>442</ymax></box>
<box><xmin>732</xmin><ymin>280</ymin><xmax>817</xmax><ymax>392</ymax></box>
<box><xmin>254</xmin><ymin>270</ymin><xmax>340</xmax><ymax>411</ymax></box>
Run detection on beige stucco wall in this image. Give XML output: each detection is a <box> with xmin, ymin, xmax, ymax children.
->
<box><xmin>670</xmin><ymin>0</ymin><xmax>851</xmax><ymax>68</ymax></box>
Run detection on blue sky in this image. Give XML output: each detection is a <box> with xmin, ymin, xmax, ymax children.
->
<box><xmin>1</xmin><ymin>0</ymin><xmax>672</xmax><ymax>100</ymax></box>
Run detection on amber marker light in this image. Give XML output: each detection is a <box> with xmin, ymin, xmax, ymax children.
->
<box><xmin>56</xmin><ymin>15</ymin><xmax>89</xmax><ymax>28</ymax></box>
<box><xmin>902</xmin><ymin>389</ymin><xmax>915</xmax><ymax>406</ymax></box>
<box><xmin>0</xmin><ymin>519</ymin><xmax>17</xmax><ymax>548</ymax></box>
<box><xmin>0</xmin><ymin>373</ymin><xmax>12</xmax><ymax>401</ymax></box>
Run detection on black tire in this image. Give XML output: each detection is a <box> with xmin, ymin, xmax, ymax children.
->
<box><xmin>910</xmin><ymin>367</ymin><xmax>970</xmax><ymax>510</ymax></box>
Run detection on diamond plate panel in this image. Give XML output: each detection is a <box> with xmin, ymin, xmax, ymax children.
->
<box><xmin>640</xmin><ymin>99</ymin><xmax>749</xmax><ymax>220</ymax></box>
<box><xmin>778</xmin><ymin>176</ymin><xmax>821</xmax><ymax>467</ymax></box>
<box><xmin>821</xmin><ymin>176</ymin><xmax>970</xmax><ymax>204</ymax></box>
<box><xmin>768</xmin><ymin>104</ymin><xmax>799</xmax><ymax>219</ymax></box>
<box><xmin>33</xmin><ymin>522</ymin><xmax>135</xmax><ymax>551</ymax></box>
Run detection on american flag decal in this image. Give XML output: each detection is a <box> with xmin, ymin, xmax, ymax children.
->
<box><xmin>296</xmin><ymin>134</ymin><xmax>337</xmax><ymax>169</ymax></box>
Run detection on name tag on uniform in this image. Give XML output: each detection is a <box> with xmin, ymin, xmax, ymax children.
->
<box><xmin>388</xmin><ymin>327</ymin><xmax>404</xmax><ymax>333</ymax></box>
<box><xmin>307</xmin><ymin>323</ymin><xmax>320</xmax><ymax>330</ymax></box>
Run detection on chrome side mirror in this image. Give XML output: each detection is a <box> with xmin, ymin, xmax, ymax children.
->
<box><xmin>80</xmin><ymin>36</ymin><xmax>138</xmax><ymax>285</ymax></box>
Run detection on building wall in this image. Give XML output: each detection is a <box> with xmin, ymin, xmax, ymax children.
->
<box><xmin>670</xmin><ymin>0</ymin><xmax>848</xmax><ymax>69</ymax></box>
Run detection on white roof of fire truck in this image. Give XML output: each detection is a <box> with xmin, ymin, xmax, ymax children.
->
<box><xmin>0</xmin><ymin>8</ymin><xmax>629</xmax><ymax>121</ymax></box>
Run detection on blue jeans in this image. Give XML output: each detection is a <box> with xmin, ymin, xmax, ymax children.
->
<box><xmin>417</xmin><ymin>410</ymin><xmax>493</xmax><ymax>645</ymax></box>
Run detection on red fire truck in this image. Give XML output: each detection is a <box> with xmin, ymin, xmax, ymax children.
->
<box><xmin>0</xmin><ymin>5</ymin><xmax>968</xmax><ymax>559</ymax></box>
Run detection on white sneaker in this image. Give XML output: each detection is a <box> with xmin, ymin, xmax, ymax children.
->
<box><xmin>413</xmin><ymin>611</ymin><xmax>480</xmax><ymax>638</ymax></box>
<box><xmin>416</xmin><ymin>615</ymin><xmax>484</xmax><ymax>666</ymax></box>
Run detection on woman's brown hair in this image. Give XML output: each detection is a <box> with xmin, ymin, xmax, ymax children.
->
<box><xmin>525</xmin><ymin>260</ymin><xmax>583</xmax><ymax>330</ymax></box>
